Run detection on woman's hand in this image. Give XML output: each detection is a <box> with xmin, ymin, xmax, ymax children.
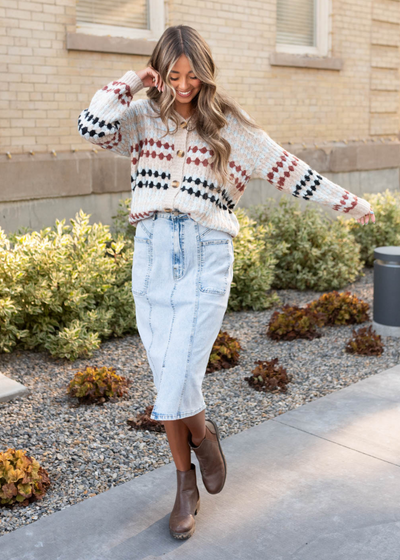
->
<box><xmin>136</xmin><ymin>67</ymin><xmax>165</xmax><ymax>92</ymax></box>
<box><xmin>356</xmin><ymin>209</ymin><xmax>375</xmax><ymax>225</ymax></box>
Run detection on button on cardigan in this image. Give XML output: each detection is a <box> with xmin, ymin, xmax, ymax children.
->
<box><xmin>77</xmin><ymin>70</ymin><xmax>371</xmax><ymax>238</ymax></box>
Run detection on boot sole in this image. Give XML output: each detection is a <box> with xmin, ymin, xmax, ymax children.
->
<box><xmin>206</xmin><ymin>418</ymin><xmax>227</xmax><ymax>494</ymax></box>
<box><xmin>169</xmin><ymin>499</ymin><xmax>200</xmax><ymax>540</ymax></box>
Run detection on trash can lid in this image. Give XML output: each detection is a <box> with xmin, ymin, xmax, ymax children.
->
<box><xmin>374</xmin><ymin>246</ymin><xmax>400</xmax><ymax>263</ymax></box>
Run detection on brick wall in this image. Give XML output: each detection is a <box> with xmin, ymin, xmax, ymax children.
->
<box><xmin>0</xmin><ymin>0</ymin><xmax>399</xmax><ymax>233</ymax></box>
<box><xmin>1</xmin><ymin>0</ymin><xmax>399</xmax><ymax>154</ymax></box>
<box><xmin>1</xmin><ymin>0</ymin><xmax>150</xmax><ymax>153</ymax></box>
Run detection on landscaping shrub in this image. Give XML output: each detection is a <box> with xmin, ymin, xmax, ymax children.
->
<box><xmin>267</xmin><ymin>304</ymin><xmax>326</xmax><ymax>341</ymax></box>
<box><xmin>0</xmin><ymin>448</ymin><xmax>51</xmax><ymax>507</ymax></box>
<box><xmin>308</xmin><ymin>291</ymin><xmax>370</xmax><ymax>326</ymax></box>
<box><xmin>247</xmin><ymin>197</ymin><xmax>364</xmax><ymax>291</ymax></box>
<box><xmin>67</xmin><ymin>365</ymin><xmax>132</xmax><ymax>404</ymax></box>
<box><xmin>111</xmin><ymin>198</ymin><xmax>136</xmax><ymax>244</ymax></box>
<box><xmin>244</xmin><ymin>357</ymin><xmax>292</xmax><ymax>393</ymax></box>
<box><xmin>227</xmin><ymin>208</ymin><xmax>281</xmax><ymax>311</ymax></box>
<box><xmin>338</xmin><ymin>189</ymin><xmax>400</xmax><ymax>267</ymax></box>
<box><xmin>345</xmin><ymin>325</ymin><xmax>384</xmax><ymax>356</ymax></box>
<box><xmin>0</xmin><ymin>211</ymin><xmax>137</xmax><ymax>360</ymax></box>
<box><xmin>206</xmin><ymin>330</ymin><xmax>241</xmax><ymax>373</ymax></box>
<box><xmin>127</xmin><ymin>405</ymin><xmax>165</xmax><ymax>433</ymax></box>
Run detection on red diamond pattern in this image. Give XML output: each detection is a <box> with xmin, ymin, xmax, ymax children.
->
<box><xmin>101</xmin><ymin>81</ymin><xmax>133</xmax><ymax>106</ymax></box>
<box><xmin>266</xmin><ymin>151</ymin><xmax>299</xmax><ymax>190</ymax></box>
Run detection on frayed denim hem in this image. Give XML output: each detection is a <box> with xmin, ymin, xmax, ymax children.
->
<box><xmin>150</xmin><ymin>403</ymin><xmax>207</xmax><ymax>421</ymax></box>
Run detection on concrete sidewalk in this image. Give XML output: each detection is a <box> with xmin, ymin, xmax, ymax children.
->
<box><xmin>1</xmin><ymin>365</ymin><xmax>400</xmax><ymax>560</ymax></box>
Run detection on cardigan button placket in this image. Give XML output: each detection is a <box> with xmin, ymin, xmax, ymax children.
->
<box><xmin>168</xmin><ymin>120</ymin><xmax>189</xmax><ymax>204</ymax></box>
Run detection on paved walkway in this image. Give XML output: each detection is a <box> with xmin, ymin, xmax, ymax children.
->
<box><xmin>1</xmin><ymin>364</ymin><xmax>400</xmax><ymax>560</ymax></box>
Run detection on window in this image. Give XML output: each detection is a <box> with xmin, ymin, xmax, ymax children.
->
<box><xmin>276</xmin><ymin>0</ymin><xmax>330</xmax><ymax>56</ymax></box>
<box><xmin>76</xmin><ymin>0</ymin><xmax>164</xmax><ymax>40</ymax></box>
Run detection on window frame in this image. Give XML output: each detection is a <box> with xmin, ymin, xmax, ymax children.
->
<box><xmin>75</xmin><ymin>0</ymin><xmax>165</xmax><ymax>41</ymax></box>
<box><xmin>275</xmin><ymin>0</ymin><xmax>330</xmax><ymax>57</ymax></box>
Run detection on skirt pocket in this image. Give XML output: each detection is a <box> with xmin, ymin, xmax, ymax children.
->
<box><xmin>132</xmin><ymin>237</ymin><xmax>153</xmax><ymax>296</ymax></box>
<box><xmin>199</xmin><ymin>238</ymin><xmax>233</xmax><ymax>296</ymax></box>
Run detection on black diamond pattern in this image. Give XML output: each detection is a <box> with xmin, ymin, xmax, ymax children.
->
<box><xmin>292</xmin><ymin>168</ymin><xmax>321</xmax><ymax>201</ymax></box>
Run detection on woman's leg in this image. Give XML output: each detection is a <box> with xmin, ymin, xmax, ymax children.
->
<box><xmin>163</xmin><ymin>419</ymin><xmax>191</xmax><ymax>471</ymax></box>
<box><xmin>163</xmin><ymin>410</ymin><xmax>207</xmax><ymax>471</ymax></box>
<box><xmin>181</xmin><ymin>409</ymin><xmax>206</xmax><ymax>446</ymax></box>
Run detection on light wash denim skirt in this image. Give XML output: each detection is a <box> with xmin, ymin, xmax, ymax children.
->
<box><xmin>131</xmin><ymin>210</ymin><xmax>234</xmax><ymax>421</ymax></box>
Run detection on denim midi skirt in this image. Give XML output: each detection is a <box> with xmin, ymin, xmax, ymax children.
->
<box><xmin>131</xmin><ymin>210</ymin><xmax>234</xmax><ymax>421</ymax></box>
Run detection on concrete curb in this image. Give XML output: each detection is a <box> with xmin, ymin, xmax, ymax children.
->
<box><xmin>0</xmin><ymin>372</ymin><xmax>30</xmax><ymax>403</ymax></box>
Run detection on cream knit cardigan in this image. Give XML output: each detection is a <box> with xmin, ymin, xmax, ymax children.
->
<box><xmin>78</xmin><ymin>70</ymin><xmax>371</xmax><ymax>238</ymax></box>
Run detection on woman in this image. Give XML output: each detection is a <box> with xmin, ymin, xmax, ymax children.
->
<box><xmin>78</xmin><ymin>24</ymin><xmax>375</xmax><ymax>540</ymax></box>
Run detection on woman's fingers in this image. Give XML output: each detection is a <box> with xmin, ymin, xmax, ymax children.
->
<box><xmin>156</xmin><ymin>72</ymin><xmax>164</xmax><ymax>92</ymax></box>
<box><xmin>152</xmin><ymin>70</ymin><xmax>164</xmax><ymax>92</ymax></box>
<box><xmin>357</xmin><ymin>210</ymin><xmax>375</xmax><ymax>225</ymax></box>
<box><xmin>367</xmin><ymin>209</ymin><xmax>375</xmax><ymax>225</ymax></box>
<box><xmin>138</xmin><ymin>66</ymin><xmax>164</xmax><ymax>91</ymax></box>
<box><xmin>146</xmin><ymin>66</ymin><xmax>164</xmax><ymax>91</ymax></box>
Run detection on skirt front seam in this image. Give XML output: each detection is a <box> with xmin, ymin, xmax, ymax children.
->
<box><xmin>176</xmin><ymin>226</ymin><xmax>202</xmax><ymax>416</ymax></box>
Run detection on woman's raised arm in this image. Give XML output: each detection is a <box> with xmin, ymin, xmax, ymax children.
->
<box><xmin>77</xmin><ymin>70</ymin><xmax>145</xmax><ymax>158</ymax></box>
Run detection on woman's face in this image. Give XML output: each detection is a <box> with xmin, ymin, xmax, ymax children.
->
<box><xmin>169</xmin><ymin>54</ymin><xmax>202</xmax><ymax>106</ymax></box>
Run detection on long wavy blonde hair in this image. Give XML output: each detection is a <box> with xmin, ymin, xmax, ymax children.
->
<box><xmin>144</xmin><ymin>25</ymin><xmax>263</xmax><ymax>187</ymax></box>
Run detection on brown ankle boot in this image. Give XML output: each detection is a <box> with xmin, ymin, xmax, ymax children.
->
<box><xmin>188</xmin><ymin>419</ymin><xmax>227</xmax><ymax>494</ymax></box>
<box><xmin>169</xmin><ymin>463</ymin><xmax>200</xmax><ymax>540</ymax></box>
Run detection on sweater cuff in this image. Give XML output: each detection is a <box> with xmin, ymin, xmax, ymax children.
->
<box><xmin>119</xmin><ymin>70</ymin><xmax>145</xmax><ymax>96</ymax></box>
<box><xmin>349</xmin><ymin>196</ymin><xmax>371</xmax><ymax>220</ymax></box>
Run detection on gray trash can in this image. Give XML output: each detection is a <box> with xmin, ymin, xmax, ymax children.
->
<box><xmin>373</xmin><ymin>246</ymin><xmax>400</xmax><ymax>337</ymax></box>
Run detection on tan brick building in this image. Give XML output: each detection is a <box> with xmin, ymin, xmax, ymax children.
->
<box><xmin>1</xmin><ymin>0</ymin><xmax>399</xmax><ymax>232</ymax></box>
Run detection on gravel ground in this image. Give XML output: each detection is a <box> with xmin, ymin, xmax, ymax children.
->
<box><xmin>1</xmin><ymin>266</ymin><xmax>399</xmax><ymax>536</ymax></box>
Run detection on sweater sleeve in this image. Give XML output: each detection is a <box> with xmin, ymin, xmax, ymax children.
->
<box><xmin>77</xmin><ymin>70</ymin><xmax>145</xmax><ymax>158</ymax></box>
<box><xmin>251</xmin><ymin>128</ymin><xmax>371</xmax><ymax>220</ymax></box>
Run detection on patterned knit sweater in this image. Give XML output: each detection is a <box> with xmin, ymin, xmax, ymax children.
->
<box><xmin>77</xmin><ymin>70</ymin><xmax>371</xmax><ymax>238</ymax></box>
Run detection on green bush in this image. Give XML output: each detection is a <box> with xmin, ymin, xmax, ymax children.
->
<box><xmin>111</xmin><ymin>198</ymin><xmax>136</xmax><ymax>244</ymax></box>
<box><xmin>0</xmin><ymin>210</ymin><xmax>136</xmax><ymax>360</ymax></box>
<box><xmin>247</xmin><ymin>197</ymin><xmax>364</xmax><ymax>291</ymax></box>
<box><xmin>338</xmin><ymin>189</ymin><xmax>400</xmax><ymax>267</ymax></box>
<box><xmin>227</xmin><ymin>208</ymin><xmax>281</xmax><ymax>311</ymax></box>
